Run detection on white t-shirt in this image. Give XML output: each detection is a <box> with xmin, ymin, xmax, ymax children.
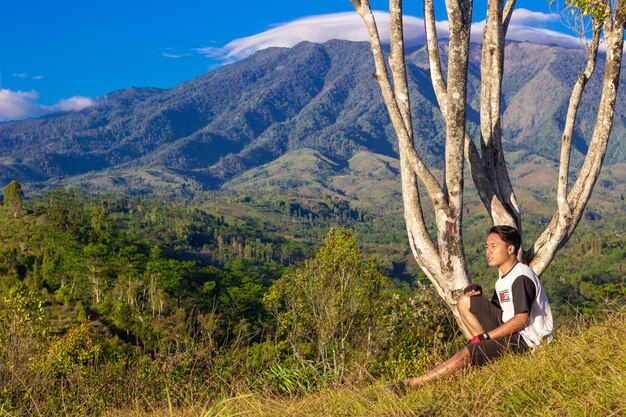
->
<box><xmin>492</xmin><ymin>262</ymin><xmax>553</xmax><ymax>348</ymax></box>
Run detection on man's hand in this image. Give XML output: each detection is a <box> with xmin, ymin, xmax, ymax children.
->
<box><xmin>463</xmin><ymin>283</ymin><xmax>482</xmax><ymax>297</ymax></box>
<box><xmin>469</xmin><ymin>333</ymin><xmax>490</xmax><ymax>344</ymax></box>
<box><xmin>487</xmin><ymin>313</ymin><xmax>529</xmax><ymax>340</ymax></box>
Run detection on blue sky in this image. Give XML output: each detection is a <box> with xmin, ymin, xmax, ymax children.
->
<box><xmin>0</xmin><ymin>1</ymin><xmax>580</xmax><ymax>121</ymax></box>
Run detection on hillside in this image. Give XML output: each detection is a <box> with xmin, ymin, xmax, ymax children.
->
<box><xmin>108</xmin><ymin>313</ymin><xmax>626</xmax><ymax>417</ymax></box>
<box><xmin>0</xmin><ymin>185</ymin><xmax>623</xmax><ymax>416</ymax></box>
<box><xmin>1</xmin><ymin>40</ymin><xmax>625</xmax><ymax>196</ymax></box>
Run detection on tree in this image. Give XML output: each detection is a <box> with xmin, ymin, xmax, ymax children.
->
<box><xmin>83</xmin><ymin>243</ymin><xmax>110</xmax><ymax>306</ymax></box>
<box><xmin>349</xmin><ymin>0</ymin><xmax>625</xmax><ymax>334</ymax></box>
<box><xmin>265</xmin><ymin>227</ymin><xmax>391</xmax><ymax>380</ymax></box>
<box><xmin>3</xmin><ymin>181</ymin><xmax>24</xmax><ymax>218</ymax></box>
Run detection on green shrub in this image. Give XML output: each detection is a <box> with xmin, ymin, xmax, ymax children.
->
<box><xmin>42</xmin><ymin>322</ymin><xmax>101</xmax><ymax>378</ymax></box>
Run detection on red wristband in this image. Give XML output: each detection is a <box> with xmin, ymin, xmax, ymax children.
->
<box><xmin>470</xmin><ymin>333</ymin><xmax>490</xmax><ymax>344</ymax></box>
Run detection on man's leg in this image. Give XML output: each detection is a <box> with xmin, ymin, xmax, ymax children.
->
<box><xmin>466</xmin><ymin>333</ymin><xmax>528</xmax><ymax>368</ymax></box>
<box><xmin>458</xmin><ymin>294</ymin><xmax>504</xmax><ymax>335</ymax></box>
<box><xmin>402</xmin><ymin>347</ymin><xmax>471</xmax><ymax>389</ymax></box>
<box><xmin>395</xmin><ymin>296</ymin><xmax>503</xmax><ymax>391</ymax></box>
<box><xmin>457</xmin><ymin>294</ymin><xmax>486</xmax><ymax>336</ymax></box>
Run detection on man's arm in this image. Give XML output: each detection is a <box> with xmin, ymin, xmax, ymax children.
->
<box><xmin>486</xmin><ymin>312</ymin><xmax>528</xmax><ymax>340</ymax></box>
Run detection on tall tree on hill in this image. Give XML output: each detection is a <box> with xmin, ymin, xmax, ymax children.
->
<box><xmin>349</xmin><ymin>0</ymin><xmax>625</xmax><ymax>335</ymax></box>
<box><xmin>3</xmin><ymin>181</ymin><xmax>24</xmax><ymax>218</ymax></box>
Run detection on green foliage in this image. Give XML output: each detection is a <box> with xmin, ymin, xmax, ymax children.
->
<box><xmin>0</xmin><ymin>285</ymin><xmax>47</xmax><ymax>344</ymax></box>
<box><xmin>261</xmin><ymin>361</ymin><xmax>321</xmax><ymax>395</ymax></box>
<box><xmin>540</xmin><ymin>225</ymin><xmax>626</xmax><ymax>321</ymax></box>
<box><xmin>184</xmin><ymin>313</ymin><xmax>626</xmax><ymax>417</ymax></box>
<box><xmin>0</xmin><ymin>187</ymin><xmax>622</xmax><ymax>415</ymax></box>
<box><xmin>564</xmin><ymin>0</ymin><xmax>612</xmax><ymax>20</ymax></box>
<box><xmin>2</xmin><ymin>181</ymin><xmax>23</xmax><ymax>219</ymax></box>
<box><xmin>0</xmin><ymin>286</ymin><xmax>48</xmax><ymax>411</ymax></box>
<box><xmin>379</xmin><ymin>283</ymin><xmax>457</xmax><ymax>380</ymax></box>
<box><xmin>0</xmin><ymin>246</ymin><xmax>21</xmax><ymax>289</ymax></box>
<box><xmin>42</xmin><ymin>323</ymin><xmax>102</xmax><ymax>377</ymax></box>
<box><xmin>265</xmin><ymin>227</ymin><xmax>395</xmax><ymax>379</ymax></box>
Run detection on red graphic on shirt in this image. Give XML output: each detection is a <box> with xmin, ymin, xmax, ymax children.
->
<box><xmin>499</xmin><ymin>289</ymin><xmax>510</xmax><ymax>303</ymax></box>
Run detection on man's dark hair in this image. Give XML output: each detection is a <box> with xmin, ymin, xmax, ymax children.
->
<box><xmin>488</xmin><ymin>225</ymin><xmax>521</xmax><ymax>255</ymax></box>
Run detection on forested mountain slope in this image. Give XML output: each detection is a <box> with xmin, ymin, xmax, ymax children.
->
<box><xmin>1</xmin><ymin>40</ymin><xmax>625</xmax><ymax>194</ymax></box>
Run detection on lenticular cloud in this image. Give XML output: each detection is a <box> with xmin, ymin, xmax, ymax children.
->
<box><xmin>198</xmin><ymin>8</ymin><xmax>585</xmax><ymax>62</ymax></box>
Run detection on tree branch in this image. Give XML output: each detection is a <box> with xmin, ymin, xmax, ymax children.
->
<box><xmin>443</xmin><ymin>0</ymin><xmax>472</xmax><ymax>215</ymax></box>
<box><xmin>479</xmin><ymin>0</ymin><xmax>521</xmax><ymax>230</ymax></box>
<box><xmin>424</xmin><ymin>0</ymin><xmax>516</xmax><ymax>227</ymax></box>
<box><xmin>502</xmin><ymin>0</ymin><xmax>516</xmax><ymax>36</ymax></box>
<box><xmin>390</xmin><ymin>0</ymin><xmax>442</xmax><ymax>276</ymax></box>
<box><xmin>389</xmin><ymin>0</ymin><xmax>414</xmax><ymax>142</ymax></box>
<box><xmin>431</xmin><ymin>0</ymin><xmax>472</xmax><ymax>301</ymax></box>
<box><xmin>530</xmin><ymin>4</ymin><xmax>625</xmax><ymax>274</ymax></box>
<box><xmin>464</xmin><ymin>134</ymin><xmax>517</xmax><ymax>225</ymax></box>
<box><xmin>353</xmin><ymin>1</ymin><xmax>449</xmax><ymax>215</ymax></box>
<box><xmin>349</xmin><ymin>0</ymin><xmax>363</xmax><ymax>11</ymax></box>
<box><xmin>402</xmin><ymin>163</ymin><xmax>444</xmax><ymax>282</ymax></box>
<box><xmin>423</xmin><ymin>0</ymin><xmax>448</xmax><ymax>114</ymax></box>
<box><xmin>351</xmin><ymin>1</ymin><xmax>444</xmax><ymax>277</ymax></box>
<box><xmin>556</xmin><ymin>21</ymin><xmax>601</xmax><ymax>226</ymax></box>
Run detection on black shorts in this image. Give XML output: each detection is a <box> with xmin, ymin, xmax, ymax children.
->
<box><xmin>465</xmin><ymin>296</ymin><xmax>528</xmax><ymax>366</ymax></box>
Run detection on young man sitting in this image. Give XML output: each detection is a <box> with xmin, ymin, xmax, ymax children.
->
<box><xmin>397</xmin><ymin>225</ymin><xmax>553</xmax><ymax>391</ymax></box>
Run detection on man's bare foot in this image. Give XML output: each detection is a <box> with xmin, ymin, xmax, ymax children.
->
<box><xmin>402</xmin><ymin>377</ymin><xmax>424</xmax><ymax>390</ymax></box>
<box><xmin>385</xmin><ymin>380</ymin><xmax>408</xmax><ymax>396</ymax></box>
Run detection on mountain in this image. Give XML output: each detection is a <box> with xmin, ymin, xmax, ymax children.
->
<box><xmin>1</xmin><ymin>40</ymin><xmax>625</xmax><ymax>196</ymax></box>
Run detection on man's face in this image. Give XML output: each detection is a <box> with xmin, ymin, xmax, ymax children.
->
<box><xmin>485</xmin><ymin>233</ymin><xmax>514</xmax><ymax>268</ymax></box>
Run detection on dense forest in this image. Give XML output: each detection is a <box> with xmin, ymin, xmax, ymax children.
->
<box><xmin>0</xmin><ymin>185</ymin><xmax>623</xmax><ymax>415</ymax></box>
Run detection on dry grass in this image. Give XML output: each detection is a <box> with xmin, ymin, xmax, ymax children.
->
<box><xmin>119</xmin><ymin>312</ymin><xmax>626</xmax><ymax>417</ymax></box>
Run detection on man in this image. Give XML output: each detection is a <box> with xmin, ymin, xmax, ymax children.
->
<box><xmin>397</xmin><ymin>225</ymin><xmax>553</xmax><ymax>391</ymax></box>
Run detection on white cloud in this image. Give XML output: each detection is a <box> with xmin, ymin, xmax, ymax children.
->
<box><xmin>11</xmin><ymin>73</ymin><xmax>46</xmax><ymax>80</ymax></box>
<box><xmin>162</xmin><ymin>47</ymin><xmax>191</xmax><ymax>59</ymax></box>
<box><xmin>509</xmin><ymin>9</ymin><xmax>559</xmax><ymax>25</ymax></box>
<box><xmin>54</xmin><ymin>96</ymin><xmax>95</xmax><ymax>112</ymax></box>
<box><xmin>162</xmin><ymin>51</ymin><xmax>191</xmax><ymax>59</ymax></box>
<box><xmin>162</xmin><ymin>52</ymin><xmax>183</xmax><ymax>58</ymax></box>
<box><xmin>0</xmin><ymin>88</ymin><xmax>95</xmax><ymax>122</ymax></box>
<box><xmin>505</xmin><ymin>24</ymin><xmax>583</xmax><ymax>49</ymax></box>
<box><xmin>196</xmin><ymin>11</ymin><xmax>424</xmax><ymax>61</ymax></box>
<box><xmin>503</xmin><ymin>8</ymin><xmax>584</xmax><ymax>49</ymax></box>
<box><xmin>0</xmin><ymin>89</ymin><xmax>45</xmax><ymax>120</ymax></box>
<box><xmin>13</xmin><ymin>72</ymin><xmax>45</xmax><ymax>81</ymax></box>
<box><xmin>195</xmin><ymin>46</ymin><xmax>232</xmax><ymax>59</ymax></box>
<box><xmin>198</xmin><ymin>8</ymin><xmax>586</xmax><ymax>63</ymax></box>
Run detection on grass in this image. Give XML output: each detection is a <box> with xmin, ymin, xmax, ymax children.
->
<box><xmin>103</xmin><ymin>312</ymin><xmax>626</xmax><ymax>417</ymax></box>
